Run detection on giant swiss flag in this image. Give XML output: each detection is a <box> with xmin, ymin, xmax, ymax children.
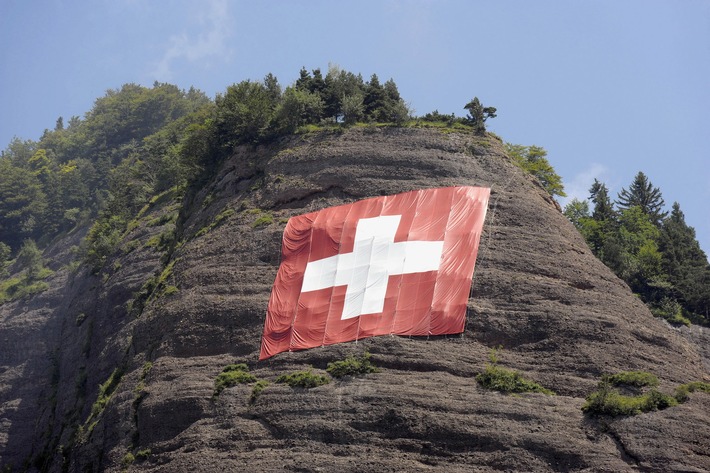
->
<box><xmin>259</xmin><ymin>186</ymin><xmax>490</xmax><ymax>360</ymax></box>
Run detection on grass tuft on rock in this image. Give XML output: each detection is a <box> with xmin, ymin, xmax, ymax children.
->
<box><xmin>601</xmin><ymin>370</ymin><xmax>659</xmax><ymax>388</ymax></box>
<box><xmin>476</xmin><ymin>364</ymin><xmax>555</xmax><ymax>395</ymax></box>
<box><xmin>674</xmin><ymin>381</ymin><xmax>710</xmax><ymax>402</ymax></box>
<box><xmin>476</xmin><ymin>348</ymin><xmax>554</xmax><ymax>395</ymax></box>
<box><xmin>249</xmin><ymin>380</ymin><xmax>269</xmax><ymax>404</ymax></box>
<box><xmin>582</xmin><ymin>382</ymin><xmax>677</xmax><ymax>416</ymax></box>
<box><xmin>276</xmin><ymin>369</ymin><xmax>330</xmax><ymax>388</ymax></box>
<box><xmin>326</xmin><ymin>352</ymin><xmax>379</xmax><ymax>378</ymax></box>
<box><xmin>214</xmin><ymin>364</ymin><xmax>256</xmax><ymax>396</ymax></box>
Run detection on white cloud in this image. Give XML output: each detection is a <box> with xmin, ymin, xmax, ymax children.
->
<box><xmin>151</xmin><ymin>0</ymin><xmax>232</xmax><ymax>81</ymax></box>
<box><xmin>558</xmin><ymin>163</ymin><xmax>610</xmax><ymax>208</ymax></box>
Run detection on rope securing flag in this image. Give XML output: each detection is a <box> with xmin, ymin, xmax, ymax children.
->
<box><xmin>259</xmin><ymin>186</ymin><xmax>490</xmax><ymax>360</ymax></box>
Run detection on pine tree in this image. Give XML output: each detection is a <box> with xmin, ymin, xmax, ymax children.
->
<box><xmin>617</xmin><ymin>171</ymin><xmax>667</xmax><ymax>225</ymax></box>
<box><xmin>363</xmin><ymin>74</ymin><xmax>386</xmax><ymax>122</ymax></box>
<box><xmin>659</xmin><ymin>202</ymin><xmax>710</xmax><ymax>324</ymax></box>
<box><xmin>585</xmin><ymin>179</ymin><xmax>616</xmax><ymax>257</ymax></box>
<box><xmin>464</xmin><ymin>97</ymin><xmax>497</xmax><ymax>134</ymax></box>
<box><xmin>294</xmin><ymin>67</ymin><xmax>312</xmax><ymax>92</ymax></box>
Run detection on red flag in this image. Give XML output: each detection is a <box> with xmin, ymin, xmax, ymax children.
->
<box><xmin>259</xmin><ymin>186</ymin><xmax>490</xmax><ymax>360</ymax></box>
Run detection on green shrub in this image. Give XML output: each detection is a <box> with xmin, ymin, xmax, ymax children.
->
<box><xmin>674</xmin><ymin>381</ymin><xmax>710</xmax><ymax>402</ymax></box>
<box><xmin>141</xmin><ymin>361</ymin><xmax>153</xmax><ymax>379</ymax></box>
<box><xmin>84</xmin><ymin>367</ymin><xmax>124</xmax><ymax>432</ymax></box>
<box><xmin>162</xmin><ymin>285</ymin><xmax>179</xmax><ymax>296</ymax></box>
<box><xmin>214</xmin><ymin>364</ymin><xmax>257</xmax><ymax>395</ymax></box>
<box><xmin>0</xmin><ymin>276</ymin><xmax>50</xmax><ymax>303</ymax></box>
<box><xmin>223</xmin><ymin>363</ymin><xmax>249</xmax><ymax>372</ymax></box>
<box><xmin>476</xmin><ymin>364</ymin><xmax>555</xmax><ymax>395</ymax></box>
<box><xmin>475</xmin><ymin>347</ymin><xmax>554</xmax><ymax>395</ymax></box>
<box><xmin>145</xmin><ymin>228</ymin><xmax>175</xmax><ymax>251</ymax></box>
<box><xmin>651</xmin><ymin>297</ymin><xmax>692</xmax><ymax>326</ymax></box>
<box><xmin>582</xmin><ymin>382</ymin><xmax>678</xmax><ymax>416</ymax></box>
<box><xmin>249</xmin><ymin>380</ymin><xmax>269</xmax><ymax>404</ymax></box>
<box><xmin>146</xmin><ymin>212</ymin><xmax>177</xmax><ymax>227</ymax></box>
<box><xmin>135</xmin><ymin>448</ymin><xmax>151</xmax><ymax>461</ymax></box>
<box><xmin>83</xmin><ymin>215</ymin><xmax>126</xmax><ymax>272</ymax></box>
<box><xmin>122</xmin><ymin>452</ymin><xmax>135</xmax><ymax>466</ymax></box>
<box><xmin>582</xmin><ymin>382</ymin><xmax>644</xmax><ymax>416</ymax></box>
<box><xmin>602</xmin><ymin>370</ymin><xmax>659</xmax><ymax>388</ymax></box>
<box><xmin>643</xmin><ymin>389</ymin><xmax>678</xmax><ymax>410</ymax></box>
<box><xmin>326</xmin><ymin>352</ymin><xmax>379</xmax><ymax>378</ymax></box>
<box><xmin>276</xmin><ymin>369</ymin><xmax>330</xmax><ymax>389</ymax></box>
<box><xmin>252</xmin><ymin>212</ymin><xmax>274</xmax><ymax>228</ymax></box>
<box><xmin>121</xmin><ymin>239</ymin><xmax>141</xmax><ymax>255</ymax></box>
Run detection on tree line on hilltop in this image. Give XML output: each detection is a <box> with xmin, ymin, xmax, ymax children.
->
<box><xmin>1</xmin><ymin>65</ymin><xmax>706</xmax><ymax>327</ymax></box>
<box><xmin>0</xmin><ymin>66</ymin><xmax>497</xmax><ymax>295</ymax></box>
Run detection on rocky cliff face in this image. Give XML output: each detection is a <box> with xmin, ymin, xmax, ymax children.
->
<box><xmin>1</xmin><ymin>128</ymin><xmax>708</xmax><ymax>472</ymax></box>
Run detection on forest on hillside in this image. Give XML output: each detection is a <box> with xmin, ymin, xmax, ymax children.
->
<box><xmin>0</xmin><ymin>66</ymin><xmax>708</xmax><ymax>327</ymax></box>
<box><xmin>564</xmin><ymin>175</ymin><xmax>710</xmax><ymax>326</ymax></box>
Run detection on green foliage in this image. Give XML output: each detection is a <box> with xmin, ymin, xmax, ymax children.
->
<box><xmin>651</xmin><ymin>297</ymin><xmax>691</xmax><ymax>326</ymax></box>
<box><xmin>135</xmin><ymin>448</ymin><xmax>151</xmax><ymax>461</ymax></box>
<box><xmin>476</xmin><ymin>364</ymin><xmax>555</xmax><ymax>395</ymax></box>
<box><xmin>145</xmin><ymin>227</ymin><xmax>175</xmax><ymax>252</ymax></box>
<box><xmin>674</xmin><ymin>381</ymin><xmax>710</xmax><ymax>402</ymax></box>
<box><xmin>476</xmin><ymin>348</ymin><xmax>554</xmax><ymax>395</ymax></box>
<box><xmin>326</xmin><ymin>352</ymin><xmax>379</xmax><ymax>378</ymax></box>
<box><xmin>250</xmin><ymin>380</ymin><xmax>269</xmax><ymax>404</ymax></box>
<box><xmin>505</xmin><ymin>143</ymin><xmax>566</xmax><ymax>198</ymax></box>
<box><xmin>0</xmin><ymin>159</ymin><xmax>47</xmax><ymax>246</ymax></box>
<box><xmin>617</xmin><ymin>171</ymin><xmax>667</xmax><ymax>225</ymax></box>
<box><xmin>419</xmin><ymin>110</ymin><xmax>467</xmax><ymax>127</ymax></box>
<box><xmin>563</xmin><ymin>198</ymin><xmax>590</xmax><ymax>230</ymax></box>
<box><xmin>582</xmin><ymin>383</ymin><xmax>678</xmax><ymax>416</ymax></box>
<box><xmin>252</xmin><ymin>212</ymin><xmax>274</xmax><ymax>229</ymax></box>
<box><xmin>85</xmin><ymin>367</ymin><xmax>124</xmax><ymax>432</ymax></box>
<box><xmin>601</xmin><ymin>370</ymin><xmax>659</xmax><ymax>388</ymax></box>
<box><xmin>141</xmin><ymin>361</ymin><xmax>153</xmax><ymax>379</ymax></box>
<box><xmin>0</xmin><ymin>82</ymin><xmax>207</xmax><ymax>260</ymax></box>
<box><xmin>162</xmin><ymin>285</ymin><xmax>179</xmax><ymax>296</ymax></box>
<box><xmin>122</xmin><ymin>452</ymin><xmax>135</xmax><ymax>467</ymax></box>
<box><xmin>0</xmin><ymin>241</ymin><xmax>10</xmax><ymax>277</ymax></box>
<box><xmin>564</xmin><ymin>173</ymin><xmax>710</xmax><ymax>326</ymax></box>
<box><xmin>17</xmin><ymin>239</ymin><xmax>43</xmax><ymax>279</ymax></box>
<box><xmin>83</xmin><ymin>215</ymin><xmax>126</xmax><ymax>272</ymax></box>
<box><xmin>0</xmin><ymin>276</ymin><xmax>49</xmax><ymax>303</ymax></box>
<box><xmin>274</xmin><ymin>87</ymin><xmax>325</xmax><ymax>134</ymax></box>
<box><xmin>215</xmin><ymin>79</ymin><xmax>280</xmax><ymax>148</ymax></box>
<box><xmin>214</xmin><ymin>364</ymin><xmax>257</xmax><ymax>395</ymax></box>
<box><xmin>658</xmin><ymin>203</ymin><xmax>710</xmax><ymax>325</ymax></box>
<box><xmin>582</xmin><ymin>372</ymin><xmax>710</xmax><ymax>417</ymax></box>
<box><xmin>196</xmin><ymin>208</ymin><xmax>235</xmax><ymax>237</ymax></box>
<box><xmin>276</xmin><ymin>368</ymin><xmax>330</xmax><ymax>388</ymax></box>
<box><xmin>0</xmin><ymin>239</ymin><xmax>54</xmax><ymax>303</ymax></box>
<box><xmin>130</xmin><ymin>259</ymin><xmax>178</xmax><ymax>315</ymax></box>
<box><xmin>464</xmin><ymin>97</ymin><xmax>497</xmax><ymax>134</ymax></box>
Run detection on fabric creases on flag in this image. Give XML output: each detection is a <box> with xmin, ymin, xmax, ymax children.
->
<box><xmin>259</xmin><ymin>186</ymin><xmax>490</xmax><ymax>360</ymax></box>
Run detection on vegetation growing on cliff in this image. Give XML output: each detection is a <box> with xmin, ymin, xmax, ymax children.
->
<box><xmin>582</xmin><ymin>370</ymin><xmax>710</xmax><ymax>417</ymax></box>
<box><xmin>0</xmin><ymin>66</ymin><xmax>498</xmax><ymax>296</ymax></box>
<box><xmin>564</xmin><ymin>172</ymin><xmax>710</xmax><ymax>326</ymax></box>
<box><xmin>326</xmin><ymin>351</ymin><xmax>379</xmax><ymax>378</ymax></box>
<box><xmin>476</xmin><ymin>348</ymin><xmax>554</xmax><ymax>395</ymax></box>
<box><xmin>1</xmin><ymin>65</ymin><xmax>705</xmax><ymax>333</ymax></box>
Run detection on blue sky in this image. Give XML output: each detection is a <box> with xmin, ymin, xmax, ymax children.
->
<box><xmin>1</xmin><ymin>0</ymin><xmax>708</xmax><ymax>253</ymax></box>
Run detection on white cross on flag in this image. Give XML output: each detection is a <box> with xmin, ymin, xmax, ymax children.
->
<box><xmin>259</xmin><ymin>186</ymin><xmax>490</xmax><ymax>360</ymax></box>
